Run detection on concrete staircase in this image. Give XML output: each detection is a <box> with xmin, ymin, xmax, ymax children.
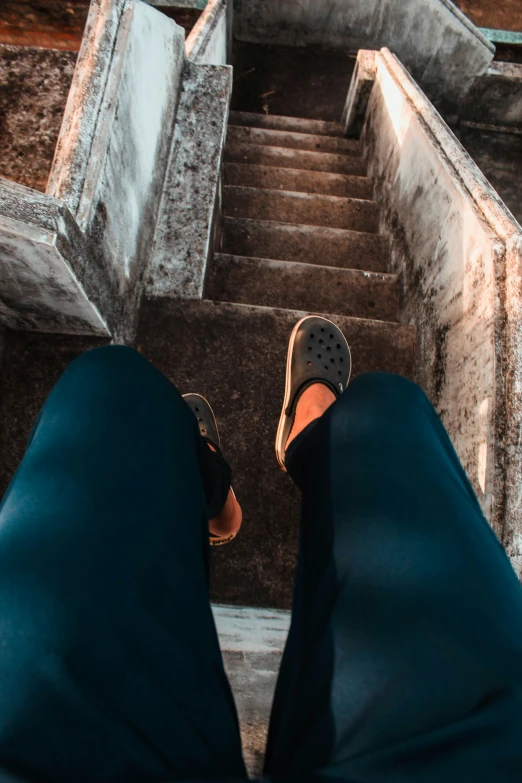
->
<box><xmin>137</xmin><ymin>110</ymin><xmax>416</xmax><ymax>610</ymax></box>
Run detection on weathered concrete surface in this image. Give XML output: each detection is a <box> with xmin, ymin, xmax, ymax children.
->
<box><xmin>136</xmin><ymin>297</ymin><xmax>416</xmax><ymax>608</ymax></box>
<box><xmin>233</xmin><ymin>0</ymin><xmax>494</xmax><ymax>112</ymax></box>
<box><xmin>224</xmin><ymin>143</ymin><xmax>366</xmax><ymax>175</ymax></box>
<box><xmin>207</xmin><ymin>254</ymin><xmax>400</xmax><ymax>321</ymax></box>
<box><xmin>146</xmin><ymin>62</ymin><xmax>232</xmax><ymax>300</ymax></box>
<box><xmin>457</xmin><ymin>125</ymin><xmax>522</xmax><ymax>228</ymax></box>
<box><xmin>0</xmin><ymin>180</ymin><xmax>109</xmax><ymax>334</ymax></box>
<box><xmin>227</xmin><ymin>125</ymin><xmax>361</xmax><ymax>155</ymax></box>
<box><xmin>229</xmin><ymin>111</ymin><xmax>345</xmax><ymax>137</ymax></box>
<box><xmin>231</xmin><ymin>43</ymin><xmax>355</xmax><ymax>122</ymax></box>
<box><xmin>48</xmin><ymin>0</ymin><xmax>127</xmax><ymax>212</ymax></box>
<box><xmin>186</xmin><ymin>0</ymin><xmax>230</xmax><ymax>65</ymax></box>
<box><xmin>0</xmin><ymin>45</ymin><xmax>76</xmax><ymax>192</ymax></box>
<box><xmin>212</xmin><ymin>604</ymin><xmax>290</xmax><ymax>777</ymax></box>
<box><xmin>224</xmin><ymin>163</ymin><xmax>373</xmax><ymax>199</ymax></box>
<box><xmin>462</xmin><ymin>62</ymin><xmax>522</xmax><ymax>128</ymax></box>
<box><xmin>362</xmin><ymin>49</ymin><xmax>522</xmax><ymax>571</ymax></box>
<box><xmin>224</xmin><ymin>186</ymin><xmax>380</xmax><ymax>233</ymax></box>
<box><xmin>221</xmin><ymin>217</ymin><xmax>388</xmax><ymax>272</ymax></box>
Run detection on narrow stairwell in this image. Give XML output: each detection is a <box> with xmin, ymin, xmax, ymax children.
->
<box><xmin>137</xmin><ymin>110</ymin><xmax>416</xmax><ymax>610</ymax></box>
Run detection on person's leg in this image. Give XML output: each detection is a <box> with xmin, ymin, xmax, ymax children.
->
<box><xmin>0</xmin><ymin>346</ymin><xmax>246</xmax><ymax>783</ymax></box>
<box><xmin>265</xmin><ymin>372</ymin><xmax>522</xmax><ymax>783</ymax></box>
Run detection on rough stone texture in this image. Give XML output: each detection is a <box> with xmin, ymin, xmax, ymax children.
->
<box><xmin>461</xmin><ymin>62</ymin><xmax>522</xmax><ymax>129</ymax></box>
<box><xmin>212</xmin><ymin>604</ymin><xmax>291</xmax><ymax>777</ymax></box>
<box><xmin>221</xmin><ymin>217</ymin><xmax>389</xmax><ymax>272</ymax></box>
<box><xmin>224</xmin><ymin>185</ymin><xmax>380</xmax><ymax>233</ymax></box>
<box><xmin>224</xmin><ymin>162</ymin><xmax>373</xmax><ymax>199</ymax></box>
<box><xmin>231</xmin><ymin>42</ymin><xmax>355</xmax><ymax>121</ymax></box>
<box><xmin>457</xmin><ymin>125</ymin><xmax>522</xmax><ymax>227</ymax></box>
<box><xmin>227</xmin><ymin>125</ymin><xmax>361</xmax><ymax>155</ymax></box>
<box><xmin>0</xmin><ymin>179</ymin><xmax>110</xmax><ymax>335</ymax></box>
<box><xmin>224</xmin><ymin>142</ymin><xmax>367</xmax><ymax>175</ymax></box>
<box><xmin>229</xmin><ymin>111</ymin><xmax>345</xmax><ymax>137</ymax></box>
<box><xmin>0</xmin><ymin>45</ymin><xmax>77</xmax><ymax>192</ymax></box>
<box><xmin>146</xmin><ymin>62</ymin><xmax>232</xmax><ymax>300</ymax></box>
<box><xmin>136</xmin><ymin>297</ymin><xmax>416</xmax><ymax>608</ymax></box>
<box><xmin>0</xmin><ymin>331</ymin><xmax>108</xmax><ymax>498</ymax></box>
<box><xmin>362</xmin><ymin>49</ymin><xmax>522</xmax><ymax>565</ymax></box>
<box><xmin>207</xmin><ymin>254</ymin><xmax>400</xmax><ymax>321</ymax></box>
<box><xmin>232</xmin><ymin>0</ymin><xmax>494</xmax><ymax>112</ymax></box>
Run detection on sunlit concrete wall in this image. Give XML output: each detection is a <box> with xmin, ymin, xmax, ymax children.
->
<box><xmin>357</xmin><ymin>49</ymin><xmax>522</xmax><ymax>572</ymax></box>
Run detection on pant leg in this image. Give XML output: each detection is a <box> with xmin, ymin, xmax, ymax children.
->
<box><xmin>264</xmin><ymin>372</ymin><xmax>522</xmax><ymax>783</ymax></box>
<box><xmin>0</xmin><ymin>346</ymin><xmax>246</xmax><ymax>783</ymax></box>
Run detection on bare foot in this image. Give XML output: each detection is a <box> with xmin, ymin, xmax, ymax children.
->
<box><xmin>207</xmin><ymin>443</ymin><xmax>242</xmax><ymax>538</ymax></box>
<box><xmin>210</xmin><ymin>487</ymin><xmax>242</xmax><ymax>538</ymax></box>
<box><xmin>286</xmin><ymin>383</ymin><xmax>336</xmax><ymax>449</ymax></box>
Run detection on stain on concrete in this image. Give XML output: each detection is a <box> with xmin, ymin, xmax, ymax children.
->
<box><xmin>0</xmin><ymin>44</ymin><xmax>76</xmax><ymax>191</ymax></box>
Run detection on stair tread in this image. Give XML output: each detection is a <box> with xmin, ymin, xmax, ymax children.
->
<box><xmin>224</xmin><ymin>141</ymin><xmax>366</xmax><ymax>176</ymax></box>
<box><xmin>223</xmin><ymin>185</ymin><xmax>380</xmax><ymax>233</ymax></box>
<box><xmin>137</xmin><ymin>296</ymin><xmax>416</xmax><ymax>608</ymax></box>
<box><xmin>227</xmin><ymin>125</ymin><xmax>361</xmax><ymax>156</ymax></box>
<box><xmin>221</xmin><ymin>216</ymin><xmax>389</xmax><ymax>272</ymax></box>
<box><xmin>229</xmin><ymin>111</ymin><xmax>346</xmax><ymax>137</ymax></box>
<box><xmin>224</xmin><ymin>162</ymin><xmax>373</xmax><ymax>199</ymax></box>
<box><xmin>208</xmin><ymin>253</ymin><xmax>400</xmax><ymax>321</ymax></box>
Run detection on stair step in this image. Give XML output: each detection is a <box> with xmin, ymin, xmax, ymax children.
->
<box><xmin>223</xmin><ymin>186</ymin><xmax>380</xmax><ymax>233</ymax></box>
<box><xmin>229</xmin><ymin>111</ymin><xmax>346</xmax><ymax>137</ymax></box>
<box><xmin>224</xmin><ymin>142</ymin><xmax>366</xmax><ymax>176</ymax></box>
<box><xmin>227</xmin><ymin>125</ymin><xmax>361</xmax><ymax>156</ymax></box>
<box><xmin>221</xmin><ymin>217</ymin><xmax>389</xmax><ymax>272</ymax></box>
<box><xmin>137</xmin><ymin>297</ymin><xmax>416</xmax><ymax>608</ymax></box>
<box><xmin>207</xmin><ymin>254</ymin><xmax>400</xmax><ymax>321</ymax></box>
<box><xmin>224</xmin><ymin>162</ymin><xmax>373</xmax><ymax>199</ymax></box>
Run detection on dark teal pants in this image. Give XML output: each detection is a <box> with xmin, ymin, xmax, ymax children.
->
<box><xmin>0</xmin><ymin>346</ymin><xmax>521</xmax><ymax>783</ymax></box>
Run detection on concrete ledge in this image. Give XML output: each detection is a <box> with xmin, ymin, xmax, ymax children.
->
<box><xmin>361</xmin><ymin>48</ymin><xmax>522</xmax><ymax>569</ymax></box>
<box><xmin>343</xmin><ymin>50</ymin><xmax>376</xmax><ymax>137</ymax></box>
<box><xmin>186</xmin><ymin>0</ymin><xmax>230</xmax><ymax>64</ymax></box>
<box><xmin>0</xmin><ymin>179</ymin><xmax>109</xmax><ymax>335</ymax></box>
<box><xmin>463</xmin><ymin>61</ymin><xmax>522</xmax><ymax>128</ymax></box>
<box><xmin>146</xmin><ymin>62</ymin><xmax>232</xmax><ymax>299</ymax></box>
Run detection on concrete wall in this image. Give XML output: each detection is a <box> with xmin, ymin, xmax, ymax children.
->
<box><xmin>359</xmin><ymin>49</ymin><xmax>522</xmax><ymax>573</ymax></box>
<box><xmin>48</xmin><ymin>0</ymin><xmax>186</xmax><ymax>340</ymax></box>
<box><xmin>0</xmin><ymin>180</ymin><xmax>109</xmax><ymax>335</ymax></box>
<box><xmin>462</xmin><ymin>61</ymin><xmax>522</xmax><ymax>129</ymax></box>
<box><xmin>146</xmin><ymin>61</ymin><xmax>232</xmax><ymax>298</ymax></box>
<box><xmin>187</xmin><ymin>0</ymin><xmax>231</xmax><ymax>65</ymax></box>
<box><xmin>233</xmin><ymin>0</ymin><xmax>494</xmax><ymax>111</ymax></box>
